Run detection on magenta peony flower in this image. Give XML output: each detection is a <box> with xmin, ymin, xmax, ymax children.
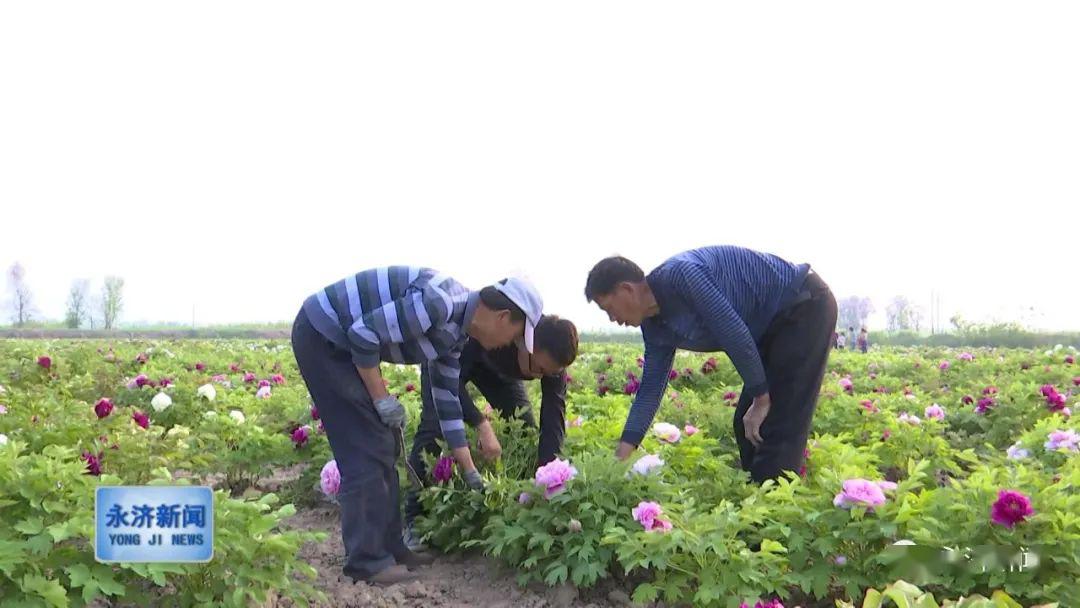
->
<box><xmin>983</xmin><ymin>386</ymin><xmax>998</xmax><ymax>396</ymax></box>
<box><xmin>724</xmin><ymin>391</ymin><xmax>738</xmax><ymax>401</ymax></box>
<box><xmin>624</xmin><ymin>380</ymin><xmax>640</xmax><ymax>395</ymax></box>
<box><xmin>195</xmin><ymin>362</ymin><xmax>206</xmax><ymax>371</ymax></box>
<box><xmin>271</xmin><ymin>374</ymin><xmax>286</xmax><ymax>385</ymax></box>
<box><xmin>243</xmin><ymin>372</ymin><xmax>256</xmax><ymax>383</ymax></box>
<box><xmin>990</xmin><ymin>490</ymin><xmax>1033</xmax><ymax>528</ymax></box>
<box><xmin>291</xmin><ymin>425</ymin><xmax>311</xmax><ymax>448</ymax></box>
<box><xmin>37</xmin><ymin>356</ymin><xmax>52</xmax><ymax>369</ymax></box>
<box><xmin>433</xmin><ymin>456</ymin><xmax>454</xmax><ymax>483</ymax></box>
<box><xmin>310</xmin><ymin>404</ymin><xmax>319</xmax><ymax>420</ymax></box>
<box><xmin>131</xmin><ymin>410</ymin><xmax>149</xmax><ymax>429</ymax></box>
<box><xmin>939</xmin><ymin>361</ymin><xmax>951</xmax><ymax>371</ymax></box>
<box><xmin>405</xmin><ymin>383</ymin><xmax>416</xmax><ymax>392</ymax></box>
<box><xmin>833</xmin><ymin>479</ymin><xmax>887</xmax><ymax>509</ymax></box>
<box><xmin>1074</xmin><ymin>376</ymin><xmax>1080</xmax><ymax>387</ymax></box>
<box><xmin>82</xmin><ymin>451</ymin><xmax>102</xmax><ymax>476</ymax></box>
<box><xmin>1067</xmin><ymin>356</ymin><xmax>1075</xmax><ymax>365</ymax></box>
<box><xmin>320</xmin><ymin>460</ymin><xmax>340</xmax><ymax>496</ymax></box>
<box><xmin>632</xmin><ymin>501</ymin><xmax>672</xmax><ymax>532</ymax></box>
<box><xmin>229</xmin><ymin>363</ymin><xmax>241</xmax><ymax>373</ymax></box>
<box><xmin>94</xmin><ymin>398</ymin><xmax>114</xmax><ymax>419</ymax></box>
<box><xmin>258</xmin><ymin>379</ymin><xmax>271</xmax><ymax>388</ymax></box>
<box><xmin>962</xmin><ymin>395</ymin><xmax>974</xmax><ymax>405</ymax></box>
<box><xmin>668</xmin><ymin>369</ymin><xmax>680</xmax><ymax>381</ymax></box>
<box><xmin>534</xmin><ymin>458</ymin><xmax>578</xmax><ymax>499</ymax></box>
<box><xmin>133</xmin><ymin>374</ymin><xmax>150</xmax><ymax>388</ymax></box>
<box><xmin>839</xmin><ymin>377</ymin><xmax>854</xmax><ymax>392</ymax></box>
<box><xmin>605</xmin><ymin>355</ymin><xmax>613</xmax><ymax>365</ymax></box>
<box><xmin>860</xmin><ymin>400</ymin><xmax>879</xmax><ymax>414</ymax></box>
<box><xmin>976</xmin><ymin>397</ymin><xmax>995</xmax><ymax>414</ymax></box>
<box><xmin>684</xmin><ymin>424</ymin><xmax>699</xmax><ymax>436</ymax></box>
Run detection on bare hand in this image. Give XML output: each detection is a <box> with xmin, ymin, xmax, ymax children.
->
<box><xmin>743</xmin><ymin>394</ymin><xmax>772</xmax><ymax>448</ymax></box>
<box><xmin>476</xmin><ymin>421</ymin><xmax>503</xmax><ymax>461</ymax></box>
<box><xmin>614</xmin><ymin>441</ymin><xmax>636</xmax><ymax>461</ymax></box>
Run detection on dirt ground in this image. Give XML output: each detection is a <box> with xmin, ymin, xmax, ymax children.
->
<box><xmin>274</xmin><ymin>504</ymin><xmax>635</xmax><ymax>608</ymax></box>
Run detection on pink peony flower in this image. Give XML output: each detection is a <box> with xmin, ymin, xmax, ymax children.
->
<box><xmin>1045</xmin><ymin>429</ymin><xmax>1080</xmax><ymax>452</ymax></box>
<box><xmin>320</xmin><ymin>460</ymin><xmax>340</xmax><ymax>496</ymax></box>
<box><xmin>684</xmin><ymin>424</ymin><xmax>699</xmax><ymax>436</ymax></box>
<box><xmin>271</xmin><ymin>374</ymin><xmax>286</xmax><ymax>385</ymax></box>
<box><xmin>534</xmin><ymin>458</ymin><xmax>578</xmax><ymax>499</ymax></box>
<box><xmin>291</xmin><ymin>425</ymin><xmax>311</xmax><ymax>448</ymax></box>
<box><xmin>724</xmin><ymin>391</ymin><xmax>738</xmax><ymax>401</ymax></box>
<box><xmin>36</xmin><ymin>355</ymin><xmax>52</xmax><ymax>369</ymax></box>
<box><xmin>959</xmin><ymin>352</ymin><xmax>974</xmax><ymax>362</ymax></box>
<box><xmin>518</xmin><ymin>492</ymin><xmax>532</xmax><ymax>505</ymax></box>
<box><xmin>983</xmin><ymin>386</ymin><xmax>998</xmax><ymax>396</ymax></box>
<box><xmin>243</xmin><ymin>372</ymin><xmax>256</xmax><ymax>384</ymax></box>
<box><xmin>833</xmin><ymin>479</ymin><xmax>887</xmax><ymax>509</ymax></box>
<box><xmin>317</xmin><ymin>420</ymin><xmax>325</xmax><ymax>434</ymax></box>
<box><xmin>839</xmin><ymin>377</ymin><xmax>854</xmax><ymax>392</ymax></box>
<box><xmin>925</xmin><ymin>404</ymin><xmax>945</xmax><ymax>420</ymax></box>
<box><xmin>433</xmin><ymin>456</ymin><xmax>454</xmax><ymax>483</ymax></box>
<box><xmin>0</xmin><ymin>404</ymin><xmax>7</xmax><ymax>415</ymax></box>
<box><xmin>860</xmin><ymin>400</ymin><xmax>879</xmax><ymax>414</ymax></box>
<box><xmin>212</xmin><ymin>374</ymin><xmax>228</xmax><ymax>384</ymax></box>
<box><xmin>939</xmin><ymin>361</ymin><xmax>951</xmax><ymax>371</ymax></box>
<box><xmin>405</xmin><ymin>383</ymin><xmax>416</xmax><ymax>392</ymax></box>
<box><xmin>881</xmin><ymin>429</ymin><xmax>892</xmax><ymax>441</ymax></box>
<box><xmin>991</xmin><ymin>490</ymin><xmax>1033</xmax><ymax>528</ymax></box>
<box><xmin>131</xmin><ymin>410</ymin><xmax>149</xmax><ymax>429</ymax></box>
<box><xmin>632</xmin><ymin>501</ymin><xmax>672</xmax><ymax>532</ymax></box>
<box><xmin>94</xmin><ymin>398</ymin><xmax>114</xmax><ymax>419</ymax></box>
<box><xmin>637</xmin><ymin>357</ymin><xmax>645</xmax><ymax>367</ymax></box>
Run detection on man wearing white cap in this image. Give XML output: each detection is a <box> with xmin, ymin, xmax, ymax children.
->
<box><xmin>291</xmin><ymin>267</ymin><xmax>542</xmax><ymax>585</ymax></box>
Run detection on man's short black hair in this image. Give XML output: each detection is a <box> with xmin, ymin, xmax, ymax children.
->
<box><xmin>584</xmin><ymin>256</ymin><xmax>645</xmax><ymax>302</ymax></box>
<box><xmin>534</xmin><ymin>315</ymin><xmax>579</xmax><ymax>368</ymax></box>
<box><xmin>479</xmin><ymin>280</ymin><xmax>526</xmax><ymax>322</ymax></box>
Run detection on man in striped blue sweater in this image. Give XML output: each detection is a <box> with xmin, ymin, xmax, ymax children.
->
<box><xmin>291</xmin><ymin>267</ymin><xmax>543</xmax><ymax>585</ymax></box>
<box><xmin>585</xmin><ymin>245</ymin><xmax>838</xmax><ymax>483</ymax></box>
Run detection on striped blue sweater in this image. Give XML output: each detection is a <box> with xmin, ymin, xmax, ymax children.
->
<box><xmin>624</xmin><ymin>246</ymin><xmax>810</xmax><ymax>446</ymax></box>
<box><xmin>302</xmin><ymin>266</ymin><xmax>478</xmax><ymax>449</ymax></box>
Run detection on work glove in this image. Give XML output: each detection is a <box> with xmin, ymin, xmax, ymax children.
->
<box><xmin>373</xmin><ymin>395</ymin><xmax>407</xmax><ymax>429</ymax></box>
<box><xmin>463</xmin><ymin>468</ymin><xmax>485</xmax><ymax>492</ymax></box>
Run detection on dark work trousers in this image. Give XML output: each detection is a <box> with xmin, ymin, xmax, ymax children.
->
<box><xmin>403</xmin><ymin>363</ymin><xmax>563</xmax><ymax>525</ymax></box>
<box><xmin>290</xmin><ymin>308</ymin><xmax>407</xmax><ymax>579</ymax></box>
<box><xmin>734</xmin><ymin>272</ymin><xmax>839</xmax><ymax>483</ymax></box>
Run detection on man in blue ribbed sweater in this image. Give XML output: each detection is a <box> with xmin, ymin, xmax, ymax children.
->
<box><xmin>584</xmin><ymin>245</ymin><xmax>838</xmax><ymax>483</ymax></box>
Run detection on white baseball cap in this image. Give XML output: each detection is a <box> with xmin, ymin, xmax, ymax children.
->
<box><xmin>494</xmin><ymin>276</ymin><xmax>544</xmax><ymax>353</ymax></box>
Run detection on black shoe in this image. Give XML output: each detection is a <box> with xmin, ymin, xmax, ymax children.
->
<box><xmin>345</xmin><ymin>564</ymin><xmax>418</xmax><ymax>586</ymax></box>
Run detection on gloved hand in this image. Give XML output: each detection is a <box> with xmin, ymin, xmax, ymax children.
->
<box><xmin>463</xmin><ymin>468</ymin><xmax>485</xmax><ymax>492</ymax></box>
<box><xmin>373</xmin><ymin>395</ymin><xmax>407</xmax><ymax>429</ymax></box>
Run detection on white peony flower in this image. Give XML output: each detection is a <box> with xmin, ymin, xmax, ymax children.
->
<box><xmin>652</xmin><ymin>422</ymin><xmax>681</xmax><ymax>443</ymax></box>
<box><xmin>151</xmin><ymin>392</ymin><xmax>173</xmax><ymax>412</ymax></box>
<box><xmin>255</xmin><ymin>386</ymin><xmax>272</xmax><ymax>399</ymax></box>
<box><xmin>229</xmin><ymin>410</ymin><xmax>246</xmax><ymax>424</ymax></box>
<box><xmin>197</xmin><ymin>384</ymin><xmax>216</xmax><ymax>401</ymax></box>
<box><xmin>631</xmin><ymin>454</ymin><xmax>665</xmax><ymax>476</ymax></box>
<box><xmin>0</xmin><ymin>433</ymin><xmax>8</xmax><ymax>446</ymax></box>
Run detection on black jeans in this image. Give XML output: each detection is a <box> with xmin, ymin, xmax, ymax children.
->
<box><xmin>403</xmin><ymin>363</ymin><xmax>564</xmax><ymax>524</ymax></box>
<box><xmin>290</xmin><ymin>308</ymin><xmax>407</xmax><ymax>578</ymax></box>
<box><xmin>734</xmin><ymin>272</ymin><xmax>838</xmax><ymax>483</ymax></box>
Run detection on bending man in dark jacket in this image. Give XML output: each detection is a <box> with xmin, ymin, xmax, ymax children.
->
<box><xmin>404</xmin><ymin>314</ymin><xmax>578</xmax><ymax>548</ymax></box>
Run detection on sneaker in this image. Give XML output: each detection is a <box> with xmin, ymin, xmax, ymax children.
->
<box><xmin>346</xmin><ymin>564</ymin><xmax>418</xmax><ymax>587</ymax></box>
<box><xmin>403</xmin><ymin>524</ymin><xmax>426</xmax><ymax>552</ymax></box>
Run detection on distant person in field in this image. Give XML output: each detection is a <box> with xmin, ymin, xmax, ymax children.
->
<box><xmin>847</xmin><ymin>326</ymin><xmax>856</xmax><ymax>349</ymax></box>
<box><xmin>403</xmin><ymin>314</ymin><xmax>579</xmax><ymax>550</ymax></box>
<box><xmin>858</xmin><ymin>327</ymin><xmax>869</xmax><ymax>353</ymax></box>
<box><xmin>291</xmin><ymin>267</ymin><xmax>543</xmax><ymax>585</ymax></box>
<box><xmin>836</xmin><ymin>331</ymin><xmax>846</xmax><ymax>350</ymax></box>
<box><xmin>831</xmin><ymin>330</ymin><xmax>839</xmax><ymax>350</ymax></box>
<box><xmin>584</xmin><ymin>245</ymin><xmax>838</xmax><ymax>484</ymax></box>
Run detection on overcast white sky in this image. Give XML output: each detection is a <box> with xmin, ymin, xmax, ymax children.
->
<box><xmin>1</xmin><ymin>2</ymin><xmax>1077</xmax><ymax>332</ymax></box>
